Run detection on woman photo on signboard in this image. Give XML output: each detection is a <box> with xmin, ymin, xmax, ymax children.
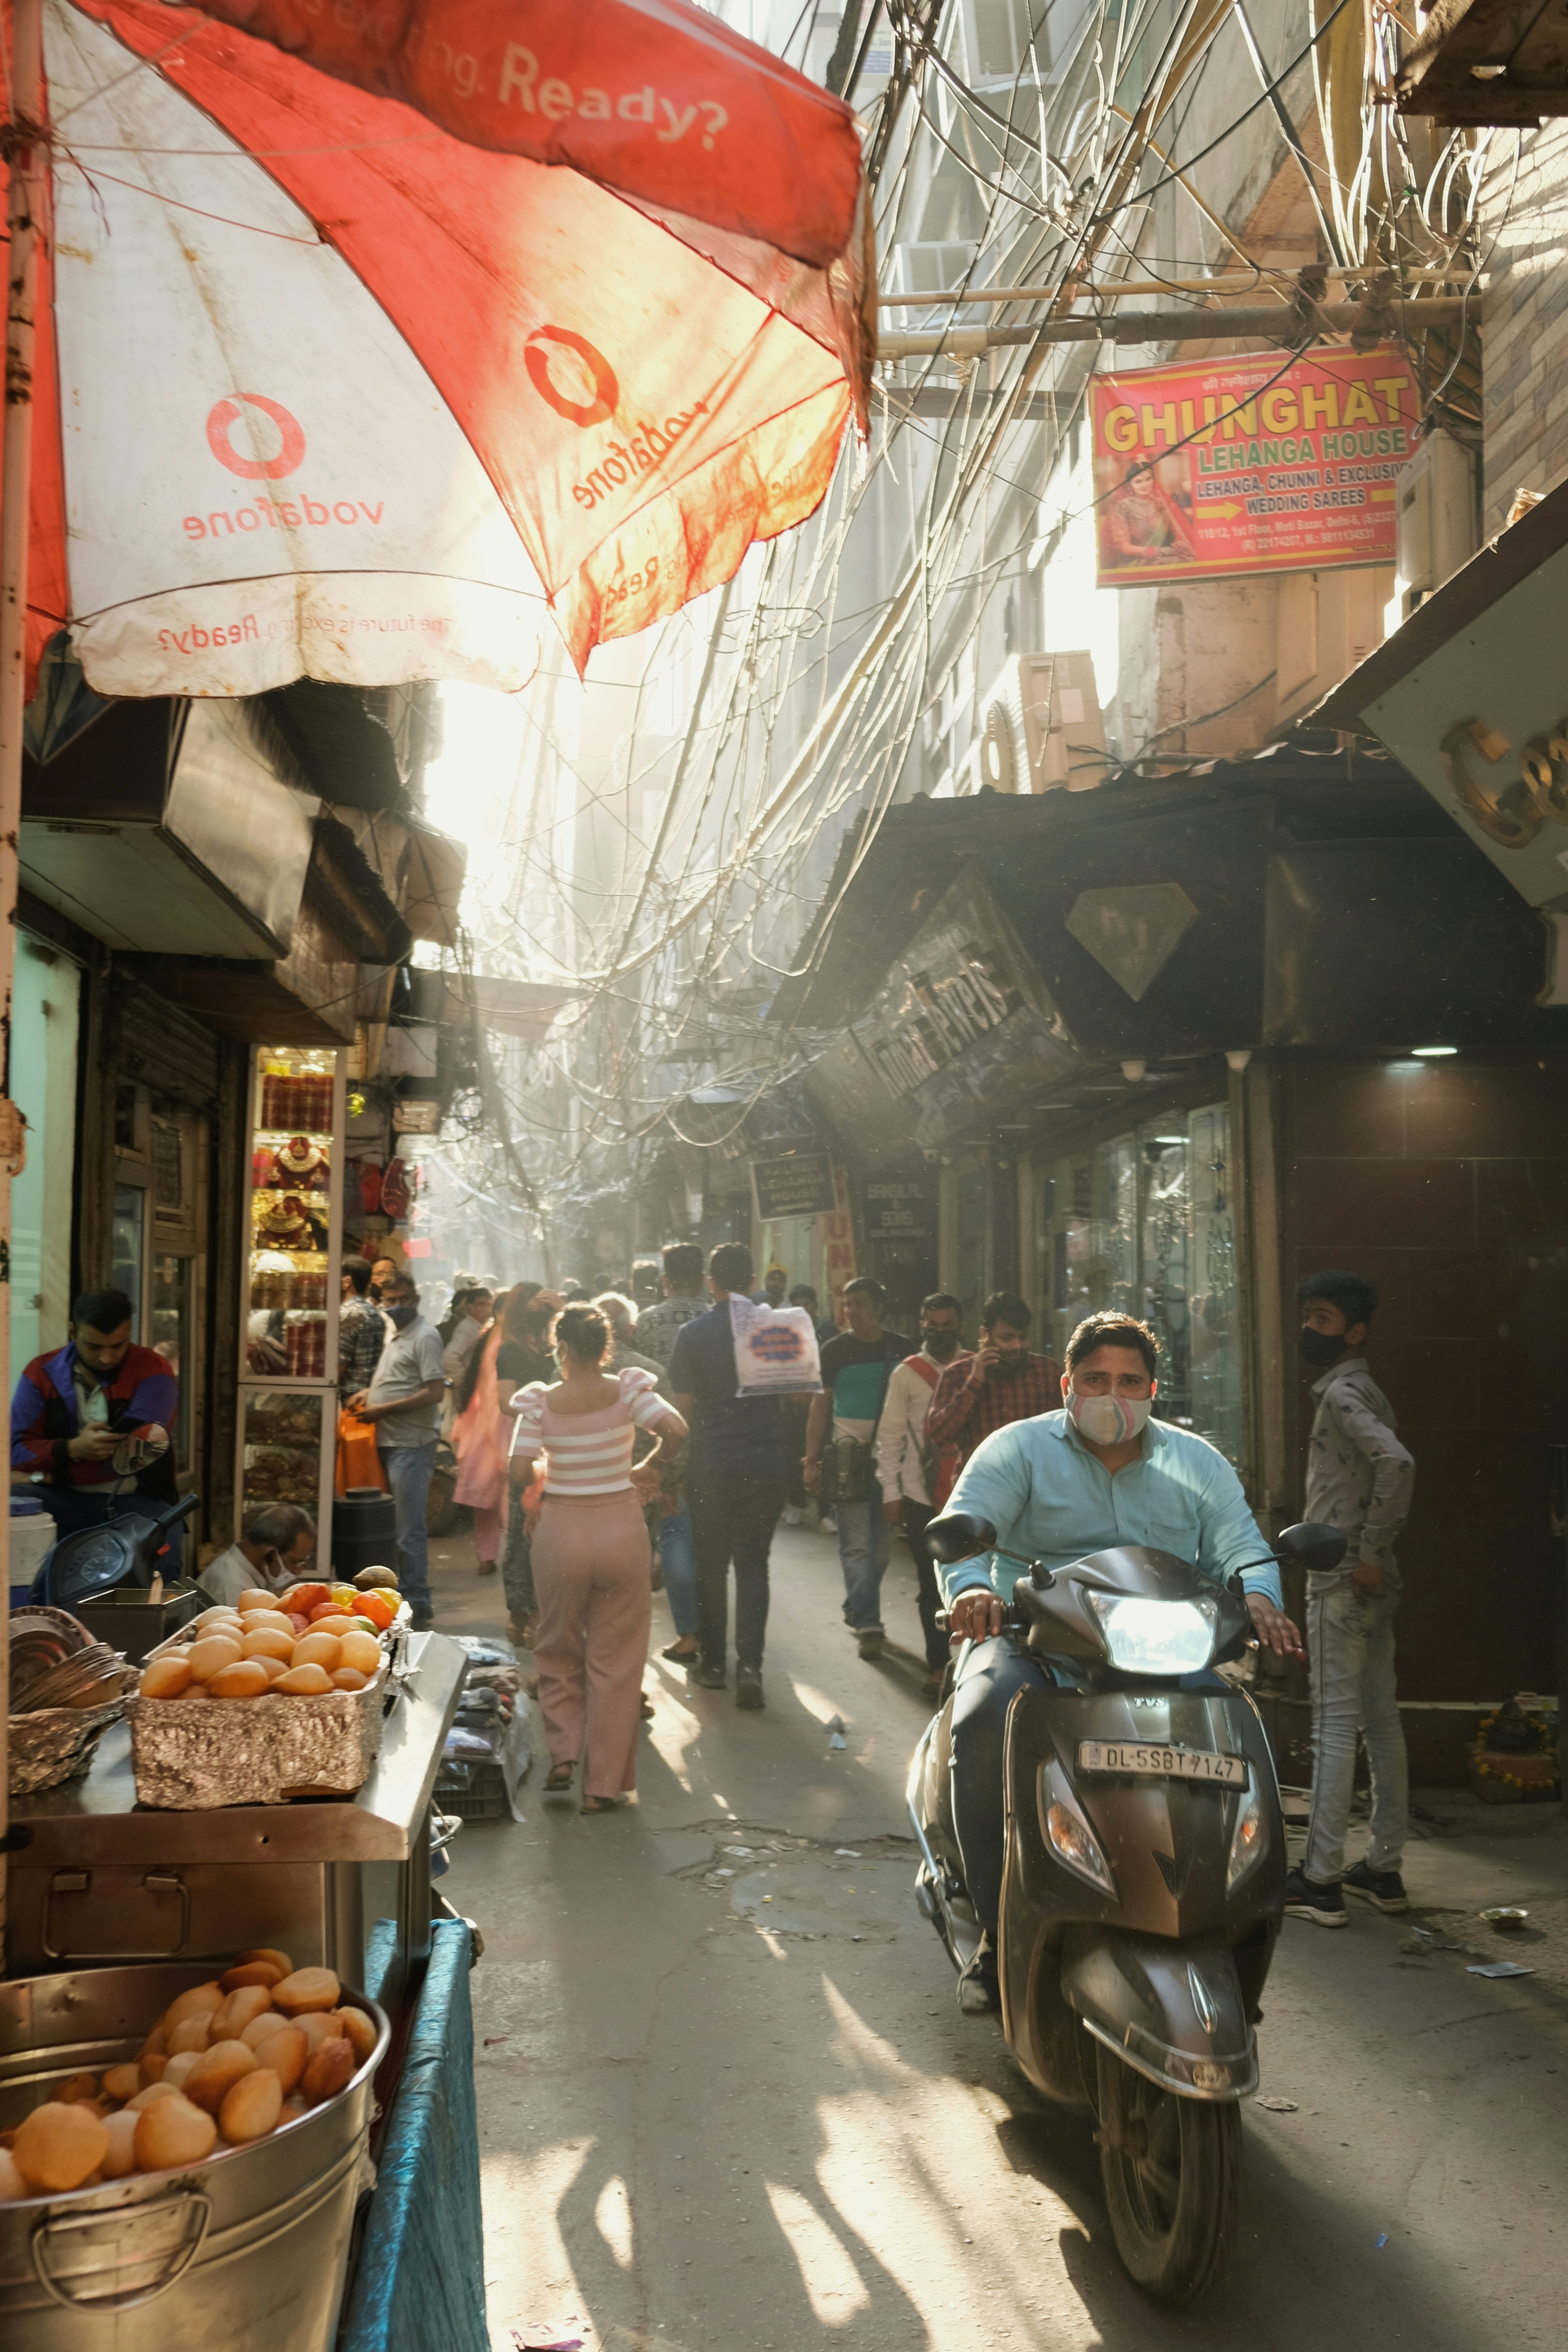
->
<box><xmin>1103</xmin><ymin>458</ymin><xmax>1196</xmax><ymax>567</ymax></box>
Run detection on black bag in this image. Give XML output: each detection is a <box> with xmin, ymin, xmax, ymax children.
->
<box><xmin>822</xmin><ymin>1433</ymin><xmax>876</xmax><ymax>1507</ymax></box>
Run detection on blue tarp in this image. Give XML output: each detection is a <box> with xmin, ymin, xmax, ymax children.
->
<box><xmin>341</xmin><ymin>1920</ymin><xmax>488</xmax><ymax>2352</ymax></box>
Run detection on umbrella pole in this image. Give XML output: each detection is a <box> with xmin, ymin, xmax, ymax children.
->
<box><xmin>0</xmin><ymin>0</ymin><xmax>44</xmax><ymax>1965</ymax></box>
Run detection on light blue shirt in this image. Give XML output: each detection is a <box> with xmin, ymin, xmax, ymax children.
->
<box><xmin>941</xmin><ymin>1410</ymin><xmax>1282</xmax><ymax>1609</ymax></box>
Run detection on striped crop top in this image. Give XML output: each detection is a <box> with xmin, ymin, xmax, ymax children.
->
<box><xmin>507</xmin><ymin>1366</ymin><xmax>675</xmax><ymax>1496</ymax></box>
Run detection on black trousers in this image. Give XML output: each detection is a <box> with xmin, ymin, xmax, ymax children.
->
<box><xmin>948</xmin><ymin>1635</ymin><xmax>1051</xmax><ymax>1939</ymax></box>
<box><xmin>690</xmin><ymin>1470</ymin><xmax>786</xmax><ymax>1672</ymax></box>
<box><xmin>899</xmin><ymin>1501</ymin><xmax>951</xmax><ymax>1671</ymax></box>
<box><xmin>781</xmin><ymin>1398</ymin><xmax>811</xmax><ymax>1511</ymax></box>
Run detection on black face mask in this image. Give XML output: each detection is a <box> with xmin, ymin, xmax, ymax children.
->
<box><xmin>1298</xmin><ymin>1326</ymin><xmax>1346</xmax><ymax>1367</ymax></box>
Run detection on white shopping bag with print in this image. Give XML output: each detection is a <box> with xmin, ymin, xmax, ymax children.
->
<box><xmin>729</xmin><ymin>1296</ymin><xmax>822</xmax><ymax>1397</ymax></box>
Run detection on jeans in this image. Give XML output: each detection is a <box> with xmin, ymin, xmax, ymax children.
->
<box><xmin>378</xmin><ymin>1440</ymin><xmax>436</xmax><ymax>1608</ymax></box>
<box><xmin>689</xmin><ymin>1470</ymin><xmax>785</xmax><ymax>1672</ymax></box>
<box><xmin>948</xmin><ymin>1635</ymin><xmax>1052</xmax><ymax>1938</ymax></box>
<box><xmin>657</xmin><ymin>1502</ymin><xmax>696</xmax><ymax>1638</ymax></box>
<box><xmin>1303</xmin><ymin>1565</ymin><xmax>1408</xmax><ymax>1882</ymax></box>
<box><xmin>899</xmin><ymin>1500</ymin><xmax>949</xmax><ymax>1670</ymax></box>
<box><xmin>835</xmin><ymin>1494</ymin><xmax>890</xmax><ymax>1633</ymax></box>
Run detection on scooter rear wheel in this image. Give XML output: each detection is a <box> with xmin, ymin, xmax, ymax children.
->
<box><xmin>1095</xmin><ymin>2045</ymin><xmax>1240</xmax><ymax>2303</ymax></box>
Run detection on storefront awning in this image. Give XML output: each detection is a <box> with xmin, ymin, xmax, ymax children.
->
<box><xmin>1315</xmin><ymin>480</ymin><xmax>1568</xmax><ymax>908</ymax></box>
<box><xmin>21</xmin><ymin>695</ymin><xmax>317</xmax><ymax>955</ymax></box>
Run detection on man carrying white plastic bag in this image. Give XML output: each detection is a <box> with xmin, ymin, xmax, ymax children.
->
<box><xmin>668</xmin><ymin>1246</ymin><xmax>821</xmax><ymax>1710</ymax></box>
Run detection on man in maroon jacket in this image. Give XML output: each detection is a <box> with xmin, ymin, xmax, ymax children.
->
<box><xmin>11</xmin><ymin>1286</ymin><xmax>182</xmax><ymax>1562</ymax></box>
<box><xmin>923</xmin><ymin>1289</ymin><xmax>1063</xmax><ymax>1479</ymax></box>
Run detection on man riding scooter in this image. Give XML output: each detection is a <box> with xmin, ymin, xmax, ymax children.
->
<box><xmin>939</xmin><ymin>1309</ymin><xmax>1304</xmax><ymax>2013</ymax></box>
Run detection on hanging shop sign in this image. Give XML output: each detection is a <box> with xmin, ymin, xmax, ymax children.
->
<box><xmin>1315</xmin><ymin>482</ymin><xmax>1568</xmax><ymax>909</ymax></box>
<box><xmin>864</xmin><ymin>1168</ymin><xmax>937</xmax><ymax>1244</ymax></box>
<box><xmin>1091</xmin><ymin>344</ymin><xmax>1420</xmax><ymax>589</ymax></box>
<box><xmin>752</xmin><ymin>1148</ymin><xmax>837</xmax><ymax>1220</ymax></box>
<box><xmin>828</xmin><ymin>867</ymin><xmax>1079</xmax><ymax>1150</ymax></box>
<box><xmin>392</xmin><ymin>1100</ymin><xmax>440</xmax><ymax>1135</ymax></box>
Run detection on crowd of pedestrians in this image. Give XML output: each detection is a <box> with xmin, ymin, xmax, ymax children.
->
<box><xmin>388</xmin><ymin>1240</ymin><xmax>1411</xmax><ymax>1890</ymax></box>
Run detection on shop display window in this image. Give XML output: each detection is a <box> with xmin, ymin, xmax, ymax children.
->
<box><xmin>247</xmin><ymin>1048</ymin><xmax>336</xmax><ymax>1381</ymax></box>
<box><xmin>1035</xmin><ymin>1102</ymin><xmax>1242</xmax><ymax>1466</ymax></box>
<box><xmin>239</xmin><ymin>1388</ymin><xmax>326</xmax><ymax>1521</ymax></box>
<box><xmin>237</xmin><ymin>1044</ymin><xmax>345</xmax><ymax>1548</ymax></box>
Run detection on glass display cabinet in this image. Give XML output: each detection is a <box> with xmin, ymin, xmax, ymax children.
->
<box><xmin>236</xmin><ymin>1044</ymin><xmax>347</xmax><ymax>1551</ymax></box>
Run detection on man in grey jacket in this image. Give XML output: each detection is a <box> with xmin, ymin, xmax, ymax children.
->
<box><xmin>1286</xmin><ymin>1269</ymin><xmax>1415</xmax><ymax>1929</ymax></box>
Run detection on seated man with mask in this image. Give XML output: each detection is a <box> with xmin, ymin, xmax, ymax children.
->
<box><xmin>199</xmin><ymin>1504</ymin><xmax>317</xmax><ymax>1608</ymax></box>
<box><xmin>937</xmin><ymin>1309</ymin><xmax>1303</xmax><ymax>2014</ymax></box>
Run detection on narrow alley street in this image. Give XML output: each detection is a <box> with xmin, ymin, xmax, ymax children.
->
<box><xmin>437</xmin><ymin>1533</ymin><xmax>1568</xmax><ymax>2352</ymax></box>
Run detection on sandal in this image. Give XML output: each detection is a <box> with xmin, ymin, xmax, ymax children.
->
<box><xmin>640</xmin><ymin>1694</ymin><xmax>655</xmax><ymax>1720</ymax></box>
<box><xmin>661</xmin><ymin>1638</ymin><xmax>698</xmax><ymax>1661</ymax></box>
<box><xmin>580</xmin><ymin>1794</ymin><xmax>620</xmax><ymax>1815</ymax></box>
<box><xmin>544</xmin><ymin>1761</ymin><xmax>575</xmax><ymax>1794</ymax></box>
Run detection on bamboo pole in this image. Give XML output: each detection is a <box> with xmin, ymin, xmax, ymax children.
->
<box><xmin>0</xmin><ymin>0</ymin><xmax>45</xmax><ymax>1965</ymax></box>
<box><xmin>877</xmin><ymin>296</ymin><xmax>1467</xmax><ymax>360</ymax></box>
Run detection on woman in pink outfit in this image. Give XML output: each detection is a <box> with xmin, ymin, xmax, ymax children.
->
<box><xmin>508</xmin><ymin>1303</ymin><xmax>687</xmax><ymax>1813</ymax></box>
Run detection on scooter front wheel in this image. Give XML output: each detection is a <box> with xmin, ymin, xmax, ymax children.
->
<box><xmin>1095</xmin><ymin>2045</ymin><xmax>1240</xmax><ymax>2303</ymax></box>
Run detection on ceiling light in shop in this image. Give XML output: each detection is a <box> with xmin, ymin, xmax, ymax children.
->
<box><xmin>1411</xmin><ymin>1045</ymin><xmax>1458</xmax><ymax>1057</ymax></box>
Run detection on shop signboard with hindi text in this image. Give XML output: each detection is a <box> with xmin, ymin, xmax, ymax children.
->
<box><xmin>1091</xmin><ymin>345</ymin><xmax>1419</xmax><ymax>590</ymax></box>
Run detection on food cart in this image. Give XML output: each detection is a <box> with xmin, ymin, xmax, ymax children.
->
<box><xmin>3</xmin><ymin>1610</ymin><xmax>487</xmax><ymax>2349</ymax></box>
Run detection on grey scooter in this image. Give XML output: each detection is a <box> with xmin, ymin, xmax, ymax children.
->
<box><xmin>909</xmin><ymin>1512</ymin><xmax>1345</xmax><ymax>2303</ymax></box>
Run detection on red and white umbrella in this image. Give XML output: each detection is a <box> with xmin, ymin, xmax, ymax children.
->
<box><xmin>15</xmin><ymin>0</ymin><xmax>873</xmax><ymax>699</ymax></box>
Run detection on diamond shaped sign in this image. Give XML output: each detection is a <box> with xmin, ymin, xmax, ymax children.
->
<box><xmin>1065</xmin><ymin>882</ymin><xmax>1199</xmax><ymax>1001</ymax></box>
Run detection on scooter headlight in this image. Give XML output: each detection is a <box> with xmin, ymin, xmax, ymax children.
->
<box><xmin>1226</xmin><ymin>1776</ymin><xmax>1269</xmax><ymax>1891</ymax></box>
<box><xmin>1085</xmin><ymin>1591</ymin><xmax>1218</xmax><ymax>1674</ymax></box>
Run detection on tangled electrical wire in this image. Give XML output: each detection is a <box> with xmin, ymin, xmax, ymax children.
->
<box><xmin>432</xmin><ymin>0</ymin><xmax>1486</xmax><ymax>1238</ymax></box>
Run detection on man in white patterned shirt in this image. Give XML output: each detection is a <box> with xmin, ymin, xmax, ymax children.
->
<box><xmin>634</xmin><ymin>1242</ymin><xmax>708</xmax><ymax>1370</ymax></box>
<box><xmin>1287</xmin><ymin>1268</ymin><xmax>1415</xmax><ymax>1931</ymax></box>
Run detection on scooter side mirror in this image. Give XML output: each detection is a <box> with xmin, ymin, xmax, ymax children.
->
<box><xmin>926</xmin><ymin>1511</ymin><xmax>997</xmax><ymax>1565</ymax></box>
<box><xmin>1274</xmin><ymin>1520</ymin><xmax>1349</xmax><ymax>1574</ymax></box>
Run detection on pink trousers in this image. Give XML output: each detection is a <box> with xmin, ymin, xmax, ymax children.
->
<box><xmin>531</xmin><ymin>1490</ymin><xmax>652</xmax><ymax>1798</ymax></box>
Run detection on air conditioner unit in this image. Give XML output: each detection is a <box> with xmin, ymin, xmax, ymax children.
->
<box><xmin>976</xmin><ymin>652</ymin><xmax>1108</xmax><ymax>793</ymax></box>
<box><xmin>888</xmin><ymin>241</ymin><xmax>980</xmax><ymax>302</ymax></box>
<box><xmin>1386</xmin><ymin>429</ymin><xmax>1478</xmax><ymax>631</ymax></box>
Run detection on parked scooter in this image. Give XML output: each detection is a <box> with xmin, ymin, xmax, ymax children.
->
<box><xmin>910</xmin><ymin>1511</ymin><xmax>1345</xmax><ymax>2303</ymax></box>
<box><xmin>31</xmin><ymin>1492</ymin><xmax>200</xmax><ymax>1612</ymax></box>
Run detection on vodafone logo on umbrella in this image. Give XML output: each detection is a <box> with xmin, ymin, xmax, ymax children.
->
<box><xmin>207</xmin><ymin>393</ymin><xmax>306</xmax><ymax>480</ymax></box>
<box><xmin>185</xmin><ymin>392</ymin><xmax>387</xmax><ymax>546</ymax></box>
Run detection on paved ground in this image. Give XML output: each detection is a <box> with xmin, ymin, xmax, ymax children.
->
<box><xmin>432</xmin><ymin>1521</ymin><xmax>1568</xmax><ymax>2352</ymax></box>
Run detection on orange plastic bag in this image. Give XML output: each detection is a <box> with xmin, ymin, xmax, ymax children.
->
<box><xmin>336</xmin><ymin>1408</ymin><xmax>387</xmax><ymax>1498</ymax></box>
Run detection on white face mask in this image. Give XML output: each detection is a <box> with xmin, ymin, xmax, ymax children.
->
<box><xmin>1068</xmin><ymin>1389</ymin><xmax>1153</xmax><ymax>1446</ymax></box>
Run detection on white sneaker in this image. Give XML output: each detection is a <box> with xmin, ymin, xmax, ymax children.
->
<box><xmin>782</xmin><ymin>1507</ymin><xmax>803</xmax><ymax>1527</ymax></box>
<box><xmin>818</xmin><ymin>1515</ymin><xmax>837</xmax><ymax>1536</ymax></box>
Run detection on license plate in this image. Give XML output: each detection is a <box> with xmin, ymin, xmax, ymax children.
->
<box><xmin>1077</xmin><ymin>1740</ymin><xmax>1247</xmax><ymax>1787</ymax></box>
